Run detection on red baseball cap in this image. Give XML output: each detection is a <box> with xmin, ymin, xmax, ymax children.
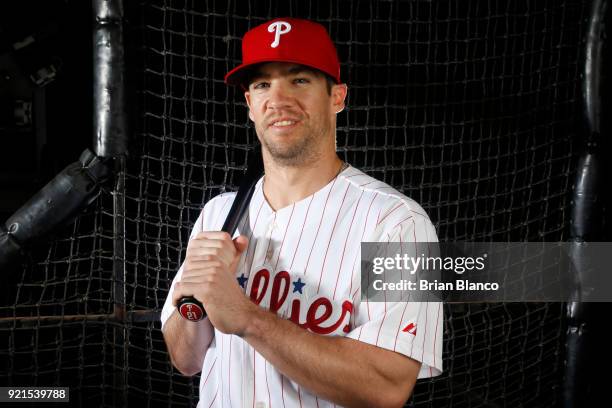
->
<box><xmin>224</xmin><ymin>18</ymin><xmax>341</xmax><ymax>86</ymax></box>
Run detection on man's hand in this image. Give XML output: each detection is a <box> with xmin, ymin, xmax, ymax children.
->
<box><xmin>172</xmin><ymin>231</ymin><xmax>254</xmax><ymax>335</ymax></box>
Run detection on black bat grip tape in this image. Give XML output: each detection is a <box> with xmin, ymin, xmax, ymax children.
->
<box><xmin>176</xmin><ymin>152</ymin><xmax>263</xmax><ymax>322</ymax></box>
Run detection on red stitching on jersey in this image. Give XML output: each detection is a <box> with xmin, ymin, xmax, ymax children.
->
<box><xmin>228</xmin><ymin>336</ymin><xmax>233</xmax><ymax>408</ymax></box>
<box><xmin>252</xmin><ymin>349</ymin><xmax>256</xmax><ymax>408</ymax></box>
<box><xmin>420</xmin><ymin>301</ymin><xmax>430</xmax><ymax>364</ymax></box>
<box><xmin>394</xmin><ymin>302</ymin><xmax>410</xmax><ymax>352</ymax></box>
<box><xmin>243</xmin><ymin>195</ymin><xmax>266</xmax><ymax>272</ymax></box>
<box><xmin>202</xmin><ymin>357</ymin><xmax>217</xmax><ymax>388</ymax></box>
<box><xmin>382</xmin><ymin>232</ymin><xmax>393</xmax><ymax>312</ymax></box>
<box><xmin>263</xmin><ymin>212</ymin><xmax>277</xmax><ymax>264</ymax></box>
<box><xmin>389</xmin><ymin>215</ymin><xmax>415</xmax><ymax>233</ymax></box>
<box><xmin>317</xmin><ymin>183</ymin><xmax>351</xmax><ymax>293</ymax></box>
<box><xmin>304</xmin><ymin>176</ymin><xmax>339</xmax><ymax>276</ymax></box>
<box><xmin>333</xmin><ymin>190</ymin><xmax>364</xmax><ymax>300</ymax></box>
<box><xmin>265</xmin><ymin>361</ymin><xmax>272</xmax><ymax>408</ymax></box>
<box><xmin>366</xmin><ymin>288</ymin><xmax>371</xmax><ymax>321</ymax></box>
<box><xmin>297</xmin><ymin>386</ymin><xmax>303</xmax><ymax>408</ymax></box>
<box><xmin>375</xmin><ymin>309</ymin><xmax>387</xmax><ymax>347</ymax></box>
<box><xmin>408</xmin><ymin>220</ymin><xmax>422</xmax><ymax>360</ymax></box>
<box><xmin>348</xmin><ymin>262</ymin><xmax>358</xmax><ymax>306</ymax></box>
<box><xmin>355</xmin><ymin>193</ymin><xmax>379</xmax><ymax>320</ymax></box>
<box><xmin>394</xmin><ymin>223</ymin><xmax>409</xmax><ymax>351</ymax></box>
<box><xmin>410</xmin><ymin>323</ymin><xmax>416</xmax><ymax>356</ymax></box>
<box><xmin>274</xmin><ymin>203</ymin><xmax>295</xmax><ymax>271</ymax></box>
<box><xmin>290</xmin><ymin>195</ymin><xmax>315</xmax><ymax>270</ymax></box>
<box><xmin>374</xmin><ymin>230</ymin><xmax>393</xmax><ymax>346</ymax></box>
<box><xmin>412</xmin><ymin>210</ymin><xmax>428</xmax><ymax>219</ymax></box>
<box><xmin>281</xmin><ymin>376</ymin><xmax>286</xmax><ymax>408</ymax></box>
<box><xmin>207</xmin><ymin>385</ymin><xmax>219</xmax><ymax>408</ymax></box>
<box><xmin>349</xmin><ymin>193</ymin><xmax>378</xmax><ymax>297</ymax></box>
<box><xmin>433</xmin><ymin>301</ymin><xmax>441</xmax><ymax>370</ymax></box>
<box><xmin>399</xmin><ymin>223</ymin><xmax>404</xmax><ymax>299</ymax></box>
<box><xmin>220</xmin><ymin>334</ymin><xmax>224</xmax><ymax>408</ymax></box>
<box><xmin>213</xmin><ymin>195</ymin><xmax>233</xmax><ymax>229</ymax></box>
<box><xmin>376</xmin><ymin>202</ymin><xmax>404</xmax><ymax>227</ymax></box>
<box><xmin>350</xmin><ymin>290</ymin><xmax>359</xmax><ymax>331</ymax></box>
<box><xmin>351</xmin><ymin>285</ymin><xmax>360</xmax><ymax>303</ymax></box>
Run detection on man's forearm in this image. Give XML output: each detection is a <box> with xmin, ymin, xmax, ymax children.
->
<box><xmin>162</xmin><ymin>309</ymin><xmax>214</xmax><ymax>376</ymax></box>
<box><xmin>241</xmin><ymin>306</ymin><xmax>419</xmax><ymax>408</ymax></box>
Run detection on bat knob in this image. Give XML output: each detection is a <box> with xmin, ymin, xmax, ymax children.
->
<box><xmin>177</xmin><ymin>297</ymin><xmax>206</xmax><ymax>321</ymax></box>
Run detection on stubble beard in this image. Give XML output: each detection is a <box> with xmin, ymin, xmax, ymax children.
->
<box><xmin>258</xmin><ymin>120</ymin><xmax>329</xmax><ymax>168</ymax></box>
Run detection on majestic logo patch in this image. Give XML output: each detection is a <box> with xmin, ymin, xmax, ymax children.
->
<box><xmin>268</xmin><ymin>21</ymin><xmax>292</xmax><ymax>48</ymax></box>
<box><xmin>402</xmin><ymin>322</ymin><xmax>417</xmax><ymax>335</ymax></box>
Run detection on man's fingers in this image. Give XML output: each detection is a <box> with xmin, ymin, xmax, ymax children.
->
<box><xmin>186</xmin><ymin>248</ymin><xmax>233</xmax><ymax>265</ymax></box>
<box><xmin>233</xmin><ymin>235</ymin><xmax>249</xmax><ymax>253</ymax></box>
<box><xmin>172</xmin><ymin>281</ymin><xmax>199</xmax><ymax>306</ymax></box>
<box><xmin>186</xmin><ymin>254</ymin><xmax>218</xmax><ymax>262</ymax></box>
<box><xmin>183</xmin><ymin>260</ymin><xmax>224</xmax><ymax>276</ymax></box>
<box><xmin>188</xmin><ymin>237</ymin><xmax>224</xmax><ymax>249</ymax></box>
<box><xmin>194</xmin><ymin>231</ymin><xmax>232</xmax><ymax>241</ymax></box>
<box><xmin>173</xmin><ymin>273</ymin><xmax>231</xmax><ymax>305</ymax></box>
<box><xmin>187</xmin><ymin>234</ymin><xmax>238</xmax><ymax>263</ymax></box>
<box><xmin>180</xmin><ymin>265</ymin><xmax>226</xmax><ymax>282</ymax></box>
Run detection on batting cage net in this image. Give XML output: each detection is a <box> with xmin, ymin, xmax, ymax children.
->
<box><xmin>0</xmin><ymin>0</ymin><xmax>590</xmax><ymax>406</ymax></box>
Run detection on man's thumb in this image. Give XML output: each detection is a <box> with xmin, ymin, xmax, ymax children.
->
<box><xmin>233</xmin><ymin>235</ymin><xmax>249</xmax><ymax>253</ymax></box>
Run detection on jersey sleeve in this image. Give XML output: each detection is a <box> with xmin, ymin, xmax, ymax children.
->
<box><xmin>160</xmin><ymin>210</ymin><xmax>205</xmax><ymax>330</ymax></box>
<box><xmin>346</xmin><ymin>201</ymin><xmax>443</xmax><ymax>378</ymax></box>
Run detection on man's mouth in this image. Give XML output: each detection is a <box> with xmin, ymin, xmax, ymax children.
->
<box><xmin>270</xmin><ymin>120</ymin><xmax>297</xmax><ymax>127</ymax></box>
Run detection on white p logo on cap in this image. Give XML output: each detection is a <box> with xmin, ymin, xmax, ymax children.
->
<box><xmin>268</xmin><ymin>21</ymin><xmax>292</xmax><ymax>48</ymax></box>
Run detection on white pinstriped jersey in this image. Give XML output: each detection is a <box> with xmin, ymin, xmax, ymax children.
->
<box><xmin>161</xmin><ymin>164</ymin><xmax>443</xmax><ymax>407</ymax></box>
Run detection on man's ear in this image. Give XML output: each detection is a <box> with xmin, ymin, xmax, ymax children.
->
<box><xmin>244</xmin><ymin>91</ymin><xmax>255</xmax><ymax>122</ymax></box>
<box><xmin>331</xmin><ymin>84</ymin><xmax>348</xmax><ymax>114</ymax></box>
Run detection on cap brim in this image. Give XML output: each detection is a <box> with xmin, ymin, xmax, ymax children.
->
<box><xmin>224</xmin><ymin>58</ymin><xmax>340</xmax><ymax>86</ymax></box>
<box><xmin>224</xmin><ymin>61</ymin><xmax>261</xmax><ymax>86</ymax></box>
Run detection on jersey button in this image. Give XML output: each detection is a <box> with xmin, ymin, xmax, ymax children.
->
<box><xmin>255</xmin><ymin>402</ymin><xmax>267</xmax><ymax>408</ymax></box>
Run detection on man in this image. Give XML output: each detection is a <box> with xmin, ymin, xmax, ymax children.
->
<box><xmin>161</xmin><ymin>17</ymin><xmax>442</xmax><ymax>407</ymax></box>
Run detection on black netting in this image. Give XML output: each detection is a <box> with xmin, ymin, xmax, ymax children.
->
<box><xmin>1</xmin><ymin>0</ymin><xmax>590</xmax><ymax>406</ymax></box>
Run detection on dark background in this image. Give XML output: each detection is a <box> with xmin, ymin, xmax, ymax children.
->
<box><xmin>0</xmin><ymin>0</ymin><xmax>91</xmax><ymax>222</ymax></box>
<box><xmin>0</xmin><ymin>0</ymin><xmax>611</xmax><ymax>407</ymax></box>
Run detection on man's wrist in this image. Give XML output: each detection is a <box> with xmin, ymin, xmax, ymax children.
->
<box><xmin>239</xmin><ymin>301</ymin><xmax>269</xmax><ymax>340</ymax></box>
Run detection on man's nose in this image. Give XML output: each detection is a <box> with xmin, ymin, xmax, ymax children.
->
<box><xmin>266</xmin><ymin>82</ymin><xmax>293</xmax><ymax>109</ymax></box>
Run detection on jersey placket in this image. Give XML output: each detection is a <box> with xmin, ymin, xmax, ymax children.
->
<box><xmin>242</xmin><ymin>209</ymin><xmax>277</xmax><ymax>407</ymax></box>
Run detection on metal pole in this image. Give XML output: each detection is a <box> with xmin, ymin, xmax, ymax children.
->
<box><xmin>93</xmin><ymin>0</ymin><xmax>128</xmax><ymax>158</ymax></box>
<box><xmin>92</xmin><ymin>0</ymin><xmax>128</xmax><ymax>405</ymax></box>
<box><xmin>564</xmin><ymin>0</ymin><xmax>607</xmax><ymax>406</ymax></box>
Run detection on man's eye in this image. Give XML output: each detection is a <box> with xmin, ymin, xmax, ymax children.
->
<box><xmin>253</xmin><ymin>82</ymin><xmax>270</xmax><ymax>89</ymax></box>
<box><xmin>294</xmin><ymin>78</ymin><xmax>310</xmax><ymax>84</ymax></box>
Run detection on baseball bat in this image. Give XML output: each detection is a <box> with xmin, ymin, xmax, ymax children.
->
<box><xmin>176</xmin><ymin>147</ymin><xmax>264</xmax><ymax>321</ymax></box>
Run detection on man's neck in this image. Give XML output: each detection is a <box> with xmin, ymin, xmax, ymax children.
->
<box><xmin>262</xmin><ymin>155</ymin><xmax>345</xmax><ymax>211</ymax></box>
